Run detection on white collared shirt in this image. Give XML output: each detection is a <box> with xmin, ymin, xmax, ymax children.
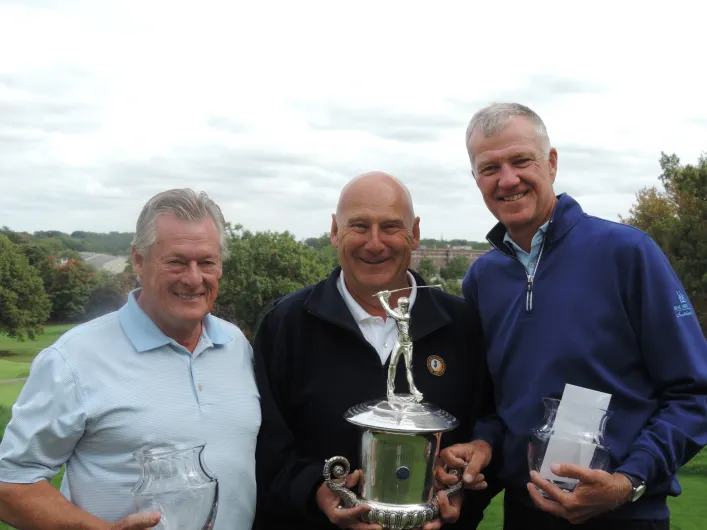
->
<box><xmin>337</xmin><ymin>271</ymin><xmax>418</xmax><ymax>364</ymax></box>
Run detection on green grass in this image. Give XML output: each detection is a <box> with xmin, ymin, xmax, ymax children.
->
<box><xmin>477</xmin><ymin>492</ymin><xmax>503</xmax><ymax>529</ymax></box>
<box><xmin>0</xmin><ymin>325</ymin><xmax>74</xmax><ymax>364</ymax></box>
<box><xmin>0</xmin><ymin>382</ymin><xmax>26</xmax><ymax>408</ymax></box>
<box><xmin>0</xmin><ymin>360</ymin><xmax>29</xmax><ymax>380</ymax></box>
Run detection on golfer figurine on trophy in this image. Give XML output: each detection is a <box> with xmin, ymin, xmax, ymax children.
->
<box><xmin>375</xmin><ymin>291</ymin><xmax>423</xmax><ymax>403</ymax></box>
<box><xmin>322</xmin><ymin>285</ymin><xmax>465</xmax><ymax>529</ymax></box>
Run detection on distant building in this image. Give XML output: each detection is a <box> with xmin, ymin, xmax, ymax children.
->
<box><xmin>79</xmin><ymin>252</ymin><xmax>129</xmax><ymax>274</ymax></box>
<box><xmin>410</xmin><ymin>247</ymin><xmax>489</xmax><ymax>269</ymax></box>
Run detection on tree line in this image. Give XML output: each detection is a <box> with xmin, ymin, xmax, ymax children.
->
<box><xmin>1</xmin><ymin>150</ymin><xmax>704</xmax><ymax>341</ymax></box>
<box><xmin>1</xmin><ymin>228</ymin><xmax>135</xmax><ymax>256</ymax></box>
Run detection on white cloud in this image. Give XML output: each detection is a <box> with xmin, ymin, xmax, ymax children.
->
<box><xmin>0</xmin><ymin>0</ymin><xmax>705</xmax><ymax>242</ymax></box>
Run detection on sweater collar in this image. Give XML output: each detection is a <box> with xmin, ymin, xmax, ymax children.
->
<box><xmin>486</xmin><ymin>193</ymin><xmax>584</xmax><ymax>256</ymax></box>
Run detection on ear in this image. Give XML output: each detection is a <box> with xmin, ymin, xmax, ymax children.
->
<box><xmin>132</xmin><ymin>246</ymin><xmax>145</xmax><ymax>277</ymax></box>
<box><xmin>548</xmin><ymin>147</ymin><xmax>558</xmax><ymax>183</ymax></box>
<box><xmin>411</xmin><ymin>217</ymin><xmax>421</xmax><ymax>251</ymax></box>
<box><xmin>330</xmin><ymin>214</ymin><xmax>339</xmax><ymax>248</ymax></box>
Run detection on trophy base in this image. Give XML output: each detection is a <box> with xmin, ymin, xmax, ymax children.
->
<box><xmin>361</xmin><ymin>499</ymin><xmax>437</xmax><ymax>529</ymax></box>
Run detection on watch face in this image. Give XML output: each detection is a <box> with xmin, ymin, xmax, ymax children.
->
<box><xmin>632</xmin><ymin>482</ymin><xmax>647</xmax><ymax>502</ymax></box>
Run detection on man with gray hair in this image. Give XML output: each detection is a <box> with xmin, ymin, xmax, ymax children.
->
<box><xmin>0</xmin><ymin>189</ymin><xmax>261</xmax><ymax>529</ymax></box>
<box><xmin>439</xmin><ymin>103</ymin><xmax>707</xmax><ymax>529</ymax></box>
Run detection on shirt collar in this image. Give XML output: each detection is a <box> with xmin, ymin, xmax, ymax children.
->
<box><xmin>119</xmin><ymin>289</ymin><xmax>232</xmax><ymax>353</ymax></box>
<box><xmin>336</xmin><ymin>271</ymin><xmax>418</xmax><ymax>324</ymax></box>
<box><xmin>503</xmin><ymin>220</ymin><xmax>550</xmax><ymax>254</ymax></box>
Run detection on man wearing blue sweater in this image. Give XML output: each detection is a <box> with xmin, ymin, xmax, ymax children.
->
<box><xmin>439</xmin><ymin>103</ymin><xmax>707</xmax><ymax>529</ymax></box>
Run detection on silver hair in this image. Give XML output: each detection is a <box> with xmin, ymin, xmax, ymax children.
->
<box><xmin>132</xmin><ymin>188</ymin><xmax>230</xmax><ymax>260</ymax></box>
<box><xmin>465</xmin><ymin>102</ymin><xmax>551</xmax><ymax>174</ymax></box>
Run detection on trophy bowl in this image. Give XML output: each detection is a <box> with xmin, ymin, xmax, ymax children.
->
<box><xmin>324</xmin><ymin>394</ymin><xmax>463</xmax><ymax>530</ymax></box>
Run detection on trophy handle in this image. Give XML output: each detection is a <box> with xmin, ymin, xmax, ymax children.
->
<box><xmin>433</xmin><ymin>468</ymin><xmax>465</xmax><ymax>504</ymax></box>
<box><xmin>323</xmin><ymin>456</ymin><xmax>362</xmax><ymax>509</ymax></box>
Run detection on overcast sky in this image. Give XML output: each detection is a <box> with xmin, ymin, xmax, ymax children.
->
<box><xmin>1</xmin><ymin>1</ymin><xmax>705</xmax><ymax>242</ymax></box>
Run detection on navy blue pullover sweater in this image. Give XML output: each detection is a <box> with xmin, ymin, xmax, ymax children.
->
<box><xmin>464</xmin><ymin>193</ymin><xmax>707</xmax><ymax>520</ymax></box>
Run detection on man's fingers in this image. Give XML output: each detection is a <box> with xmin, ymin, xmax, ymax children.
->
<box><xmin>437</xmin><ymin>490</ymin><xmax>462</xmax><ymax>523</ymax></box>
<box><xmin>345</xmin><ymin>469</ymin><xmax>363</xmax><ymax>488</ymax></box>
<box><xmin>434</xmin><ymin>466</ymin><xmax>461</xmax><ymax>486</ymax></box>
<box><xmin>470</xmin><ymin>480</ymin><xmax>488</xmax><ymax>491</ymax></box>
<box><xmin>550</xmin><ymin>463</ymin><xmax>599</xmax><ymax>483</ymax></box>
<box><xmin>439</xmin><ymin>444</ymin><xmax>472</xmax><ymax>468</ymax></box>
<box><xmin>529</xmin><ymin>471</ymin><xmax>572</xmax><ymax>505</ymax></box>
<box><xmin>527</xmin><ymin>482</ymin><xmax>567</xmax><ymax>518</ymax></box>
<box><xmin>113</xmin><ymin>512</ymin><xmax>161</xmax><ymax>530</ymax></box>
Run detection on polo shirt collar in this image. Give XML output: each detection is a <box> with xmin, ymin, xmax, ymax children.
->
<box><xmin>337</xmin><ymin>270</ymin><xmax>418</xmax><ymax>324</ymax></box>
<box><xmin>119</xmin><ymin>289</ymin><xmax>232</xmax><ymax>353</ymax></box>
<box><xmin>305</xmin><ymin>267</ymin><xmax>451</xmax><ymax>342</ymax></box>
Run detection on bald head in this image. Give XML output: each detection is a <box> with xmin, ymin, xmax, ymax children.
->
<box><xmin>330</xmin><ymin>170</ymin><xmax>421</xmax><ymax>299</ymax></box>
<box><xmin>335</xmin><ymin>171</ymin><xmax>415</xmax><ymax>226</ymax></box>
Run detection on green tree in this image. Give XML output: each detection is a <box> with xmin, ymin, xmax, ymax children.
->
<box><xmin>0</xmin><ymin>236</ymin><xmax>52</xmax><ymax>339</ymax></box>
<box><xmin>83</xmin><ymin>270</ymin><xmax>137</xmax><ymax>320</ymax></box>
<box><xmin>622</xmin><ymin>151</ymin><xmax>707</xmax><ymax>333</ymax></box>
<box><xmin>415</xmin><ymin>257</ymin><xmax>438</xmax><ymax>283</ymax></box>
<box><xmin>214</xmin><ymin>227</ymin><xmax>329</xmax><ymax>337</ymax></box>
<box><xmin>305</xmin><ymin>232</ymin><xmax>339</xmax><ymax>271</ymax></box>
<box><xmin>441</xmin><ymin>278</ymin><xmax>464</xmax><ymax>298</ymax></box>
<box><xmin>439</xmin><ymin>255</ymin><xmax>470</xmax><ymax>280</ymax></box>
<box><xmin>49</xmin><ymin>259</ymin><xmax>98</xmax><ymax>322</ymax></box>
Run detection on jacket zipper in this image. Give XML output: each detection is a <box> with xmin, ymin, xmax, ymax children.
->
<box><xmin>487</xmin><ymin>235</ymin><xmax>547</xmax><ymax>313</ymax></box>
<box><xmin>525</xmin><ymin>241</ymin><xmax>545</xmax><ymax>312</ymax></box>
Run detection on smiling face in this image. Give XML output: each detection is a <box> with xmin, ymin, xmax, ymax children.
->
<box><xmin>331</xmin><ymin>173</ymin><xmax>420</xmax><ymax>297</ymax></box>
<box><xmin>132</xmin><ymin>213</ymin><xmax>222</xmax><ymax>338</ymax></box>
<box><xmin>469</xmin><ymin>116</ymin><xmax>558</xmax><ymax>238</ymax></box>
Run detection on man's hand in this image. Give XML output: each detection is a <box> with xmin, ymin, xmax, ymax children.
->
<box><xmin>527</xmin><ymin>464</ymin><xmax>633</xmax><ymax>524</ymax></box>
<box><xmin>108</xmin><ymin>511</ymin><xmax>161</xmax><ymax>529</ymax></box>
<box><xmin>438</xmin><ymin>440</ymin><xmax>492</xmax><ymax>490</ymax></box>
<box><xmin>419</xmin><ymin>490</ymin><xmax>464</xmax><ymax>529</ymax></box>
<box><xmin>316</xmin><ymin>470</ymin><xmax>381</xmax><ymax>530</ymax></box>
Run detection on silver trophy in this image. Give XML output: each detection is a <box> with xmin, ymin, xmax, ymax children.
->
<box><xmin>323</xmin><ymin>287</ymin><xmax>464</xmax><ymax>529</ymax></box>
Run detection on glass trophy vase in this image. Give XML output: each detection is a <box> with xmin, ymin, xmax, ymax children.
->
<box><xmin>528</xmin><ymin>397</ymin><xmax>612</xmax><ymax>493</ymax></box>
<box><xmin>132</xmin><ymin>444</ymin><xmax>218</xmax><ymax>530</ymax></box>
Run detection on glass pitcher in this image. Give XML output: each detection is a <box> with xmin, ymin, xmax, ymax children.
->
<box><xmin>528</xmin><ymin>397</ymin><xmax>612</xmax><ymax>493</ymax></box>
<box><xmin>132</xmin><ymin>444</ymin><xmax>218</xmax><ymax>530</ymax></box>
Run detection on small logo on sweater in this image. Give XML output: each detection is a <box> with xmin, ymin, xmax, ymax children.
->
<box><xmin>427</xmin><ymin>355</ymin><xmax>446</xmax><ymax>376</ymax></box>
<box><xmin>674</xmin><ymin>290</ymin><xmax>693</xmax><ymax>318</ymax></box>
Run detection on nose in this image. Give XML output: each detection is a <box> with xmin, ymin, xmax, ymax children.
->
<box><xmin>181</xmin><ymin>262</ymin><xmax>203</xmax><ymax>287</ymax></box>
<box><xmin>497</xmin><ymin>163</ymin><xmax>521</xmax><ymax>188</ymax></box>
<box><xmin>363</xmin><ymin>226</ymin><xmax>385</xmax><ymax>253</ymax></box>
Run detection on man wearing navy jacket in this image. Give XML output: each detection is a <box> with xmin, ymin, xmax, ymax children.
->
<box><xmin>440</xmin><ymin>102</ymin><xmax>707</xmax><ymax>529</ymax></box>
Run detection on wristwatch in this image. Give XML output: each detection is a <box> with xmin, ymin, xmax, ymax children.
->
<box><xmin>615</xmin><ymin>472</ymin><xmax>646</xmax><ymax>502</ymax></box>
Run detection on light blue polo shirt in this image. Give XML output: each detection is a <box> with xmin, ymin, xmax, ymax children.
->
<box><xmin>504</xmin><ymin>221</ymin><xmax>549</xmax><ymax>274</ymax></box>
<box><xmin>0</xmin><ymin>290</ymin><xmax>261</xmax><ymax>529</ymax></box>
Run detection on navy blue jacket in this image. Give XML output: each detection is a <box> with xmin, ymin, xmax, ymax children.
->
<box><xmin>253</xmin><ymin>267</ymin><xmax>496</xmax><ymax>529</ymax></box>
<box><xmin>464</xmin><ymin>193</ymin><xmax>707</xmax><ymax>520</ymax></box>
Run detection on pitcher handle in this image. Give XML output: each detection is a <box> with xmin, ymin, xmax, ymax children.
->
<box><xmin>323</xmin><ymin>456</ymin><xmax>362</xmax><ymax>508</ymax></box>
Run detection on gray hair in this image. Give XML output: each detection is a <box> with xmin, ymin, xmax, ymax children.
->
<box><xmin>465</xmin><ymin>103</ymin><xmax>551</xmax><ymax>173</ymax></box>
<box><xmin>133</xmin><ymin>188</ymin><xmax>230</xmax><ymax>260</ymax></box>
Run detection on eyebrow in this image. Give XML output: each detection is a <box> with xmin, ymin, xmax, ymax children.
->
<box><xmin>347</xmin><ymin>216</ymin><xmax>405</xmax><ymax>224</ymax></box>
<box><xmin>167</xmin><ymin>253</ymin><xmax>217</xmax><ymax>260</ymax></box>
<box><xmin>478</xmin><ymin>151</ymin><xmax>535</xmax><ymax>166</ymax></box>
